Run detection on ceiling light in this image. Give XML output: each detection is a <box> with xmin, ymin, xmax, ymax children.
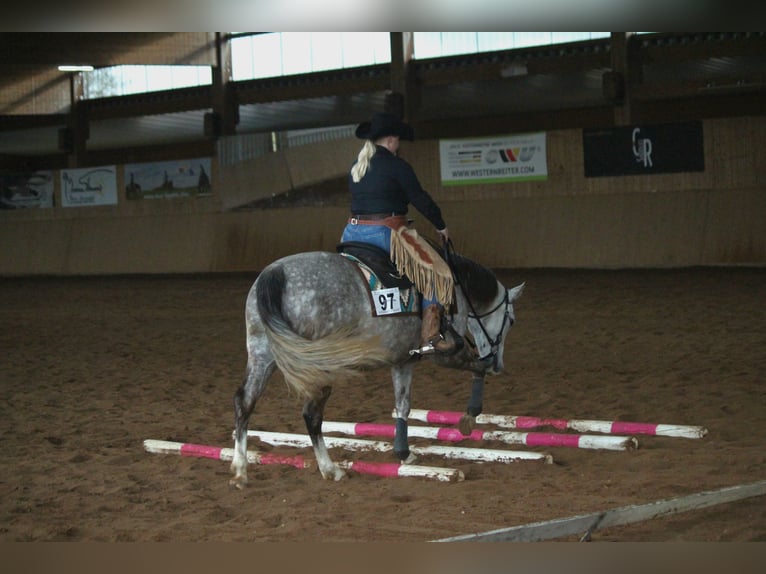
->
<box><xmin>58</xmin><ymin>65</ymin><xmax>95</xmax><ymax>72</ymax></box>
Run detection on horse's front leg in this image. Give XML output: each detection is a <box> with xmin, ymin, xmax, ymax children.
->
<box><xmin>303</xmin><ymin>385</ymin><xmax>345</xmax><ymax>481</ymax></box>
<box><xmin>458</xmin><ymin>374</ymin><xmax>485</xmax><ymax>436</ymax></box>
<box><xmin>392</xmin><ymin>363</ymin><xmax>417</xmax><ymax>464</ymax></box>
<box><xmin>230</xmin><ymin>355</ymin><xmax>276</xmax><ymax>489</ymax></box>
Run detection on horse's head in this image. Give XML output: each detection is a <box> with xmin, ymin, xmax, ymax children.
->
<box><xmin>466</xmin><ymin>281</ymin><xmax>524</xmax><ymax>375</ymax></box>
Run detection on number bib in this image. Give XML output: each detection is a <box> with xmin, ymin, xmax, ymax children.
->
<box><xmin>371</xmin><ymin>287</ymin><xmax>402</xmax><ymax>315</ymax></box>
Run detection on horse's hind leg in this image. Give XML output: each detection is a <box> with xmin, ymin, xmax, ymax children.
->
<box><xmin>303</xmin><ymin>385</ymin><xmax>346</xmax><ymax>481</ymax></box>
<box><xmin>230</xmin><ymin>355</ymin><xmax>276</xmax><ymax>489</ymax></box>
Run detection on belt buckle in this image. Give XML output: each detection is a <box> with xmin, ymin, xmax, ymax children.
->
<box><xmin>350</xmin><ymin>217</ymin><xmax>359</xmax><ymax>225</ymax></box>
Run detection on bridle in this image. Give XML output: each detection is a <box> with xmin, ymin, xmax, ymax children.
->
<box><xmin>443</xmin><ymin>240</ymin><xmax>513</xmax><ymax>364</ymax></box>
<box><xmin>466</xmin><ymin>288</ymin><xmax>514</xmax><ymax>360</ymax></box>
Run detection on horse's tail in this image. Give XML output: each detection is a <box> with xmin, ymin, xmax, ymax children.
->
<box><xmin>255</xmin><ymin>264</ymin><xmax>389</xmax><ymax>399</ymax></box>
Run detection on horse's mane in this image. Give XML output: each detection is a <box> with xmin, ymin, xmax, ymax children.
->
<box><xmin>439</xmin><ymin>249</ymin><xmax>499</xmax><ymax>307</ymax></box>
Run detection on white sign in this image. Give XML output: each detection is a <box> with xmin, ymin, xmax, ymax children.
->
<box><xmin>61</xmin><ymin>165</ymin><xmax>118</xmax><ymax>207</ymax></box>
<box><xmin>439</xmin><ymin>132</ymin><xmax>547</xmax><ymax>185</ymax></box>
<box><xmin>371</xmin><ymin>287</ymin><xmax>402</xmax><ymax>316</ymax></box>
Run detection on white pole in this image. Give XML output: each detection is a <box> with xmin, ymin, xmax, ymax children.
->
<box><xmin>245</xmin><ymin>429</ymin><xmax>553</xmax><ymax>464</ymax></box>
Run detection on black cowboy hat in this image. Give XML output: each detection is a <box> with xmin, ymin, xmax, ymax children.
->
<box><xmin>355</xmin><ymin>112</ymin><xmax>414</xmax><ymax>141</ymax></box>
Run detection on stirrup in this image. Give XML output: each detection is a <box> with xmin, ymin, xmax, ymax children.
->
<box><xmin>409</xmin><ymin>342</ymin><xmax>437</xmax><ymax>356</ymax></box>
<box><xmin>409</xmin><ymin>335</ymin><xmax>456</xmax><ymax>357</ymax></box>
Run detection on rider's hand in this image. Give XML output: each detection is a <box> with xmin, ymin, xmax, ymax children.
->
<box><xmin>437</xmin><ymin>227</ymin><xmax>449</xmax><ymax>244</ymax></box>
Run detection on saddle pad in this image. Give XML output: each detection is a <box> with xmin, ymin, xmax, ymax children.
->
<box><xmin>340</xmin><ymin>252</ymin><xmax>418</xmax><ymax>317</ymax></box>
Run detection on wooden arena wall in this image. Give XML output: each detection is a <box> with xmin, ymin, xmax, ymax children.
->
<box><xmin>1</xmin><ymin>115</ymin><xmax>763</xmax><ymax>275</ymax></box>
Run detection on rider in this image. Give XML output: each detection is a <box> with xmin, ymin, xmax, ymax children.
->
<box><xmin>340</xmin><ymin>111</ymin><xmax>456</xmax><ymax>355</ymax></box>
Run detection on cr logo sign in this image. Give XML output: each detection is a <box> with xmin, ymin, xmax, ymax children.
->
<box><xmin>632</xmin><ymin>127</ymin><xmax>653</xmax><ymax>167</ymax></box>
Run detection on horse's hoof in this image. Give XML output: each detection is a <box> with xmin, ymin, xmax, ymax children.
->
<box><xmin>320</xmin><ymin>465</ymin><xmax>347</xmax><ymax>481</ymax></box>
<box><xmin>401</xmin><ymin>452</ymin><xmax>418</xmax><ymax>465</ymax></box>
<box><xmin>229</xmin><ymin>475</ymin><xmax>247</xmax><ymax>490</ymax></box>
<box><xmin>332</xmin><ymin>469</ymin><xmax>347</xmax><ymax>481</ymax></box>
<box><xmin>458</xmin><ymin>414</ymin><xmax>476</xmax><ymax>436</ymax></box>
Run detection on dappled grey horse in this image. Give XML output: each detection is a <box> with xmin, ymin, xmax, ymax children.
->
<box><xmin>229</xmin><ymin>248</ymin><xmax>523</xmax><ymax>488</ymax></box>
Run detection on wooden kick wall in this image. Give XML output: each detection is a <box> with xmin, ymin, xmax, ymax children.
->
<box><xmin>0</xmin><ymin>115</ymin><xmax>763</xmax><ymax>275</ymax></box>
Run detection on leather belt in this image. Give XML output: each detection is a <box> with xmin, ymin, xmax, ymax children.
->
<box><xmin>348</xmin><ymin>213</ymin><xmax>408</xmax><ymax>226</ymax></box>
<box><xmin>350</xmin><ymin>212</ymin><xmax>402</xmax><ymax>220</ymax></box>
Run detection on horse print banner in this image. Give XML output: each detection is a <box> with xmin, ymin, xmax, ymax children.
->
<box><xmin>61</xmin><ymin>165</ymin><xmax>118</xmax><ymax>207</ymax></box>
<box><xmin>583</xmin><ymin>121</ymin><xmax>704</xmax><ymax>177</ymax></box>
<box><xmin>0</xmin><ymin>170</ymin><xmax>54</xmax><ymax>209</ymax></box>
<box><xmin>124</xmin><ymin>158</ymin><xmax>212</xmax><ymax>200</ymax></box>
<box><xmin>439</xmin><ymin>132</ymin><xmax>548</xmax><ymax>186</ymax></box>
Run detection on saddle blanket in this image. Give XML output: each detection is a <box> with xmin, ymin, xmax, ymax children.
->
<box><xmin>341</xmin><ymin>253</ymin><xmax>419</xmax><ymax>317</ymax></box>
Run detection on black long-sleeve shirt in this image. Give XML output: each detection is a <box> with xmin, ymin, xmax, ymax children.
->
<box><xmin>348</xmin><ymin>146</ymin><xmax>446</xmax><ymax>230</ymax></box>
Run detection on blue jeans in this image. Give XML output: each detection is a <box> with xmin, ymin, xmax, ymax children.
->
<box><xmin>341</xmin><ymin>222</ymin><xmax>391</xmax><ymax>253</ymax></box>
<box><xmin>341</xmin><ymin>222</ymin><xmax>438</xmax><ymax>309</ymax></box>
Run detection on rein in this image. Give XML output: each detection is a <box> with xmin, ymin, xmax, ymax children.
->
<box><xmin>442</xmin><ymin>239</ymin><xmax>512</xmax><ymax>362</ymax></box>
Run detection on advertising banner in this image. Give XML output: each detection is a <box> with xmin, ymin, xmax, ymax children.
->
<box><xmin>61</xmin><ymin>166</ymin><xmax>118</xmax><ymax>207</ymax></box>
<box><xmin>0</xmin><ymin>170</ymin><xmax>54</xmax><ymax>209</ymax></box>
<box><xmin>583</xmin><ymin>121</ymin><xmax>704</xmax><ymax>177</ymax></box>
<box><xmin>124</xmin><ymin>158</ymin><xmax>212</xmax><ymax>199</ymax></box>
<box><xmin>439</xmin><ymin>132</ymin><xmax>547</xmax><ymax>186</ymax></box>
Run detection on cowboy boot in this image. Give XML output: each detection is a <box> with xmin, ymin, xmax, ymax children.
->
<box><xmin>416</xmin><ymin>305</ymin><xmax>457</xmax><ymax>355</ymax></box>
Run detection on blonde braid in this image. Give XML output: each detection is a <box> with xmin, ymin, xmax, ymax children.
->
<box><xmin>350</xmin><ymin>140</ymin><xmax>377</xmax><ymax>183</ymax></box>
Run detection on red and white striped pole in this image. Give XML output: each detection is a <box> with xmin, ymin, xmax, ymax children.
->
<box><xmin>143</xmin><ymin>439</ymin><xmax>309</xmax><ymax>468</ymax></box>
<box><xmin>143</xmin><ymin>439</ymin><xmax>464</xmax><ymax>482</ymax></box>
<box><xmin>339</xmin><ymin>460</ymin><xmax>463</xmax><ymax>482</ymax></box>
<box><xmin>397</xmin><ymin>408</ymin><xmax>707</xmax><ymax>439</ymax></box>
<box><xmin>323</xmin><ymin>421</ymin><xmax>638</xmax><ymax>451</ymax></box>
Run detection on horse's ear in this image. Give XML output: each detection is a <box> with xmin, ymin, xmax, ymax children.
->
<box><xmin>508</xmin><ymin>282</ymin><xmax>525</xmax><ymax>302</ymax></box>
